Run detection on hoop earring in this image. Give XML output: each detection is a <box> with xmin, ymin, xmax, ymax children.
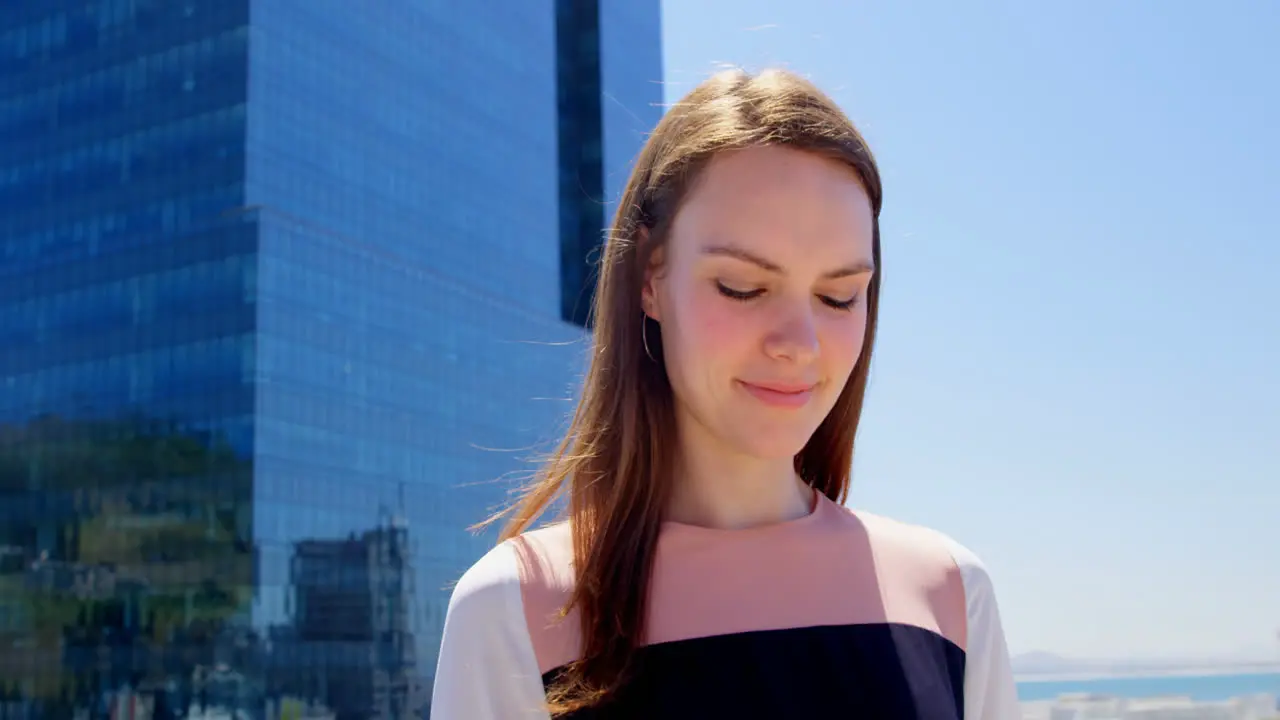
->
<box><xmin>642</xmin><ymin>316</ymin><xmax>657</xmax><ymax>363</ymax></box>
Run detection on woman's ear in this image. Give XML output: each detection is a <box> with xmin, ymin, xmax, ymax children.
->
<box><xmin>639</xmin><ymin>227</ymin><xmax>662</xmax><ymax>322</ymax></box>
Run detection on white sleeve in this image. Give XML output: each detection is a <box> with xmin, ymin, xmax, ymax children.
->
<box><xmin>941</xmin><ymin>536</ymin><xmax>1022</xmax><ymax>720</ymax></box>
<box><xmin>431</xmin><ymin>542</ymin><xmax>551</xmax><ymax>720</ymax></box>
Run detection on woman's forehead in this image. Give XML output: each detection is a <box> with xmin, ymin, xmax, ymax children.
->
<box><xmin>666</xmin><ymin>147</ymin><xmax>875</xmax><ymax>269</ymax></box>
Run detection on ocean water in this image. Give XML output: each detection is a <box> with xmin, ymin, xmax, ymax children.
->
<box><xmin>1016</xmin><ymin>672</ymin><xmax>1280</xmax><ymax>702</ymax></box>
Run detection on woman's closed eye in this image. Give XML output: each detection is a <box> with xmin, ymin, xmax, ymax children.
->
<box><xmin>716</xmin><ymin>281</ymin><xmax>860</xmax><ymax>311</ymax></box>
<box><xmin>715</xmin><ymin>281</ymin><xmax>764</xmax><ymax>301</ymax></box>
<box><xmin>820</xmin><ymin>293</ymin><xmax>859</xmax><ymax>311</ymax></box>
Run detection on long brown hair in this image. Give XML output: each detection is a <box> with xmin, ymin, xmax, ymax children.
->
<box><xmin>490</xmin><ymin>68</ymin><xmax>883</xmax><ymax>715</ymax></box>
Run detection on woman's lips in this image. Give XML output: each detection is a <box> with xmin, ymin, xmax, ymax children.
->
<box><xmin>737</xmin><ymin>380</ymin><xmax>816</xmax><ymax>408</ymax></box>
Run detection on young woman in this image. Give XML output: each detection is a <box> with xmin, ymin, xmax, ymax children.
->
<box><xmin>431</xmin><ymin>68</ymin><xmax>1021</xmax><ymax>719</ymax></box>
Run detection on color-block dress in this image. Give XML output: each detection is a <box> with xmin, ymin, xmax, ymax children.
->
<box><xmin>431</xmin><ymin>492</ymin><xmax>1021</xmax><ymax>719</ymax></box>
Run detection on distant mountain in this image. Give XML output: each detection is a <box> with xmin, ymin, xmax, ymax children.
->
<box><xmin>1010</xmin><ymin>652</ymin><xmax>1082</xmax><ymax>675</ymax></box>
<box><xmin>1011</xmin><ymin>649</ymin><xmax>1280</xmax><ymax>678</ymax></box>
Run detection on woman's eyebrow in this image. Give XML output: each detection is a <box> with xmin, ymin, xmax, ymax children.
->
<box><xmin>700</xmin><ymin>243</ymin><xmax>874</xmax><ymax>279</ymax></box>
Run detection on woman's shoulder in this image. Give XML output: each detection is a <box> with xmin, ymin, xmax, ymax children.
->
<box><xmin>441</xmin><ymin>523</ymin><xmax>577</xmax><ymax>682</ymax></box>
<box><xmin>844</xmin><ymin>507</ymin><xmax>1003</xmax><ymax>639</ymax></box>
<box><xmin>442</xmin><ymin>540</ymin><xmax>523</xmax><ymax>635</ymax></box>
<box><xmin>847</xmin><ymin>508</ymin><xmax>995</xmax><ymax>585</ymax></box>
<box><xmin>447</xmin><ymin>521</ymin><xmax>575</xmax><ymax>619</ymax></box>
<box><xmin>435</xmin><ymin>528</ymin><xmax>572</xmax><ymax>718</ymax></box>
<box><xmin>844</xmin><ymin>510</ymin><xmax>1020</xmax><ymax>715</ymax></box>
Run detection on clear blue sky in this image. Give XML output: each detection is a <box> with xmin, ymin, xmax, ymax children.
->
<box><xmin>662</xmin><ymin>1</ymin><xmax>1279</xmax><ymax>662</ymax></box>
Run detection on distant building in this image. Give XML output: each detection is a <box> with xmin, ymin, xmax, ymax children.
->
<box><xmin>268</xmin><ymin>518</ymin><xmax>424</xmax><ymax>719</ymax></box>
<box><xmin>1042</xmin><ymin>692</ymin><xmax>1279</xmax><ymax>720</ymax></box>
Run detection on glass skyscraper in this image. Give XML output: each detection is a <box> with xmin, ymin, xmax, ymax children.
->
<box><xmin>0</xmin><ymin>1</ymin><xmax>662</xmax><ymax>717</ymax></box>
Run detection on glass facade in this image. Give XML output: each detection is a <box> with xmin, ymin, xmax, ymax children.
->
<box><xmin>0</xmin><ymin>2</ymin><xmax>257</xmax><ymax>719</ymax></box>
<box><xmin>0</xmin><ymin>0</ymin><xmax>661</xmax><ymax>717</ymax></box>
<box><xmin>557</xmin><ymin>0</ymin><xmax>664</xmax><ymax>328</ymax></box>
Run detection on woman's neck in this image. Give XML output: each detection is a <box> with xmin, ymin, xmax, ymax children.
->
<box><xmin>664</xmin><ymin>417</ymin><xmax>815</xmax><ymax>531</ymax></box>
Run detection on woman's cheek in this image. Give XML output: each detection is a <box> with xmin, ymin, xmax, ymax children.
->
<box><xmin>686</xmin><ymin>290</ymin><xmax>750</xmax><ymax>354</ymax></box>
<box><xmin>821</xmin><ymin>313</ymin><xmax>866</xmax><ymax>370</ymax></box>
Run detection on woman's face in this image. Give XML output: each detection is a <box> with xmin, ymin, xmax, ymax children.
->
<box><xmin>643</xmin><ymin>145</ymin><xmax>876</xmax><ymax>462</ymax></box>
